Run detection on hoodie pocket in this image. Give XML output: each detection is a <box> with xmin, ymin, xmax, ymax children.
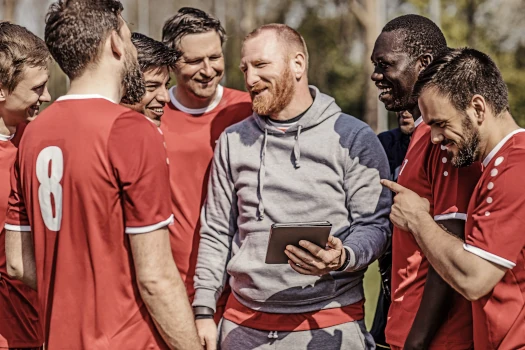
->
<box><xmin>227</xmin><ymin>234</ymin><xmax>255</xmax><ymax>274</ymax></box>
<box><xmin>226</xmin><ymin>234</ymin><xmax>339</xmax><ymax>306</ymax></box>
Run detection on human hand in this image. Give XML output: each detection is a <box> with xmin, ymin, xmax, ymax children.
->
<box><xmin>285</xmin><ymin>235</ymin><xmax>346</xmax><ymax>276</ymax></box>
<box><xmin>195</xmin><ymin>318</ymin><xmax>217</xmax><ymax>350</ymax></box>
<box><xmin>381</xmin><ymin>179</ymin><xmax>431</xmax><ymax>233</ymax></box>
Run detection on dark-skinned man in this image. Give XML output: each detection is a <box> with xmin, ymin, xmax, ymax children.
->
<box><xmin>371</xmin><ymin>14</ymin><xmax>480</xmax><ymax>350</ymax></box>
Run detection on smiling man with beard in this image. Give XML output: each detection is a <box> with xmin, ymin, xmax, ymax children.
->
<box><xmin>192</xmin><ymin>23</ymin><xmax>391</xmax><ymax>350</ymax></box>
<box><xmin>160</xmin><ymin>7</ymin><xmax>252</xmax><ymax>324</ymax></box>
<box><xmin>3</xmin><ymin>1</ymin><xmax>200</xmax><ymax>349</ymax></box>
<box><xmin>121</xmin><ymin>32</ymin><xmax>180</xmax><ymax>126</ymax></box>
<box><xmin>383</xmin><ymin>47</ymin><xmax>525</xmax><ymax>350</ymax></box>
<box><xmin>371</xmin><ymin>15</ymin><xmax>481</xmax><ymax>350</ymax></box>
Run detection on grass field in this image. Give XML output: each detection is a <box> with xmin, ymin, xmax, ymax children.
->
<box><xmin>363</xmin><ymin>260</ymin><xmax>381</xmax><ymax>329</ymax></box>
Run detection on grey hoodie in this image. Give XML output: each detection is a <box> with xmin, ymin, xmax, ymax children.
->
<box><xmin>193</xmin><ymin>86</ymin><xmax>391</xmax><ymax>314</ymax></box>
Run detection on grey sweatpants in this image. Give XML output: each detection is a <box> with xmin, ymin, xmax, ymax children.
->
<box><xmin>219</xmin><ymin>319</ymin><xmax>376</xmax><ymax>350</ymax></box>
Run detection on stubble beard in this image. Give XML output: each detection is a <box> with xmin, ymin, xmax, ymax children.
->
<box><xmin>450</xmin><ymin>116</ymin><xmax>480</xmax><ymax>168</ymax></box>
<box><xmin>121</xmin><ymin>51</ymin><xmax>146</xmax><ymax>105</ymax></box>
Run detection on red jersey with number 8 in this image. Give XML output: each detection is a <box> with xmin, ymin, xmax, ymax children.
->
<box><xmin>5</xmin><ymin>95</ymin><xmax>173</xmax><ymax>349</ymax></box>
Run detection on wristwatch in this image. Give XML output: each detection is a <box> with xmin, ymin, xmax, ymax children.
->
<box><xmin>193</xmin><ymin>306</ymin><xmax>214</xmax><ymax>320</ymax></box>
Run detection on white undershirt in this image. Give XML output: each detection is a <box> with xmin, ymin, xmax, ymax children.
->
<box><xmin>168</xmin><ymin>85</ymin><xmax>224</xmax><ymax>115</ymax></box>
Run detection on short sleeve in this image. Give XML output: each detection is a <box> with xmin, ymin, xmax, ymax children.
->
<box><xmin>428</xmin><ymin>144</ymin><xmax>482</xmax><ymax>219</ymax></box>
<box><xmin>108</xmin><ymin>111</ymin><xmax>173</xmax><ymax>234</ymax></box>
<box><xmin>5</xmin><ymin>153</ymin><xmax>31</xmax><ymax>232</ymax></box>
<box><xmin>465</xmin><ymin>151</ymin><xmax>525</xmax><ymax>266</ymax></box>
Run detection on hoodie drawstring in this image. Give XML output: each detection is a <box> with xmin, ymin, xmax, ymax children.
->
<box><xmin>257</xmin><ymin>125</ymin><xmax>303</xmax><ymax>220</ymax></box>
<box><xmin>257</xmin><ymin>128</ymin><xmax>268</xmax><ymax>220</ymax></box>
<box><xmin>293</xmin><ymin>125</ymin><xmax>302</xmax><ymax>168</ymax></box>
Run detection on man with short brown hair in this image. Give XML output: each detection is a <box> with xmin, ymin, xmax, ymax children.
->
<box><xmin>0</xmin><ymin>21</ymin><xmax>50</xmax><ymax>350</ymax></box>
<box><xmin>121</xmin><ymin>32</ymin><xmax>180</xmax><ymax>126</ymax></box>
<box><xmin>161</xmin><ymin>8</ymin><xmax>252</xmax><ymax>324</ymax></box>
<box><xmin>384</xmin><ymin>47</ymin><xmax>525</xmax><ymax>350</ymax></box>
<box><xmin>4</xmin><ymin>1</ymin><xmax>200</xmax><ymax>349</ymax></box>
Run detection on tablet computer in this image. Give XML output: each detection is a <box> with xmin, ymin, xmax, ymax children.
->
<box><xmin>264</xmin><ymin>221</ymin><xmax>332</xmax><ymax>264</ymax></box>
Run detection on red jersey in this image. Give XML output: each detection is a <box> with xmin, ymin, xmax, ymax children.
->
<box><xmin>161</xmin><ymin>85</ymin><xmax>251</xmax><ymax>313</ymax></box>
<box><xmin>464</xmin><ymin>129</ymin><xmax>525</xmax><ymax>349</ymax></box>
<box><xmin>0</xmin><ymin>124</ymin><xmax>43</xmax><ymax>348</ymax></box>
<box><xmin>5</xmin><ymin>95</ymin><xmax>173</xmax><ymax>350</ymax></box>
<box><xmin>386</xmin><ymin>118</ymin><xmax>481</xmax><ymax>349</ymax></box>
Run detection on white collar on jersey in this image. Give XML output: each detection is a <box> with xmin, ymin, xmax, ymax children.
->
<box><xmin>482</xmin><ymin>128</ymin><xmax>525</xmax><ymax>167</ymax></box>
<box><xmin>414</xmin><ymin>116</ymin><xmax>423</xmax><ymax>128</ymax></box>
<box><xmin>0</xmin><ymin>132</ymin><xmax>15</xmax><ymax>142</ymax></box>
<box><xmin>169</xmin><ymin>84</ymin><xmax>223</xmax><ymax>115</ymax></box>
<box><xmin>56</xmin><ymin>94</ymin><xmax>116</xmax><ymax>104</ymax></box>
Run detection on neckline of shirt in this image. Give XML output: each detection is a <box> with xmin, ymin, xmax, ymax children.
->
<box><xmin>267</xmin><ymin>119</ymin><xmax>298</xmax><ymax>131</ymax></box>
<box><xmin>267</xmin><ymin>119</ymin><xmax>298</xmax><ymax>127</ymax></box>
<box><xmin>414</xmin><ymin>116</ymin><xmax>423</xmax><ymax>128</ymax></box>
<box><xmin>0</xmin><ymin>132</ymin><xmax>15</xmax><ymax>142</ymax></box>
<box><xmin>56</xmin><ymin>94</ymin><xmax>116</xmax><ymax>104</ymax></box>
<box><xmin>169</xmin><ymin>85</ymin><xmax>223</xmax><ymax>115</ymax></box>
<box><xmin>482</xmin><ymin>128</ymin><xmax>525</xmax><ymax>167</ymax></box>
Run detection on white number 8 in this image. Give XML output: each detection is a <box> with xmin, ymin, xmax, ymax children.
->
<box><xmin>36</xmin><ymin>146</ymin><xmax>63</xmax><ymax>231</ymax></box>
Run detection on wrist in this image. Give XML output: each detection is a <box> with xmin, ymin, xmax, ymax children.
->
<box><xmin>408</xmin><ymin>210</ymin><xmax>432</xmax><ymax>236</ymax></box>
<box><xmin>336</xmin><ymin>247</ymin><xmax>351</xmax><ymax>271</ymax></box>
<box><xmin>193</xmin><ymin>306</ymin><xmax>214</xmax><ymax>320</ymax></box>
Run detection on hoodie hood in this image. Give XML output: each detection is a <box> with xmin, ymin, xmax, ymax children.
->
<box><xmin>253</xmin><ymin>86</ymin><xmax>343</xmax><ymax>219</ymax></box>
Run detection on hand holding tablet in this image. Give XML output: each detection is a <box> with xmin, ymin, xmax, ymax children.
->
<box><xmin>264</xmin><ymin>221</ymin><xmax>332</xmax><ymax>264</ymax></box>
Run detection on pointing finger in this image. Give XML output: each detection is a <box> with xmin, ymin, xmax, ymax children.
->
<box><xmin>380</xmin><ymin>179</ymin><xmax>405</xmax><ymax>194</ymax></box>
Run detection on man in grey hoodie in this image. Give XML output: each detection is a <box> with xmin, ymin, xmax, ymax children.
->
<box><xmin>193</xmin><ymin>23</ymin><xmax>391</xmax><ymax>350</ymax></box>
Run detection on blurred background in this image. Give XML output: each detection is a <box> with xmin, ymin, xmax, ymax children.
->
<box><xmin>2</xmin><ymin>0</ymin><xmax>525</xmax><ymax>133</ymax></box>
<box><xmin>2</xmin><ymin>0</ymin><xmax>524</xmax><ymax>326</ymax></box>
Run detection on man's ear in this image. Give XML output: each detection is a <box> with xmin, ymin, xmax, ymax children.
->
<box><xmin>0</xmin><ymin>85</ymin><xmax>6</xmax><ymax>102</ymax></box>
<box><xmin>110</xmin><ymin>30</ymin><xmax>124</xmax><ymax>59</ymax></box>
<box><xmin>471</xmin><ymin>94</ymin><xmax>487</xmax><ymax>124</ymax></box>
<box><xmin>292</xmin><ymin>51</ymin><xmax>307</xmax><ymax>80</ymax></box>
<box><xmin>417</xmin><ymin>53</ymin><xmax>433</xmax><ymax>73</ymax></box>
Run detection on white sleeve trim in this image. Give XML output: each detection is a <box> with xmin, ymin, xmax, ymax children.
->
<box><xmin>125</xmin><ymin>214</ymin><xmax>174</xmax><ymax>234</ymax></box>
<box><xmin>434</xmin><ymin>213</ymin><xmax>467</xmax><ymax>221</ymax></box>
<box><xmin>4</xmin><ymin>223</ymin><xmax>31</xmax><ymax>232</ymax></box>
<box><xmin>463</xmin><ymin>243</ymin><xmax>516</xmax><ymax>269</ymax></box>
